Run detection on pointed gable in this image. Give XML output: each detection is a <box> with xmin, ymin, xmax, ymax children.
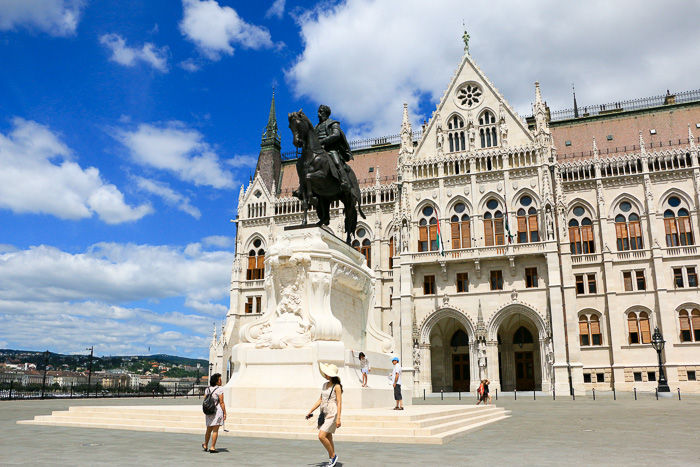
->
<box><xmin>415</xmin><ymin>51</ymin><xmax>534</xmax><ymax>159</ymax></box>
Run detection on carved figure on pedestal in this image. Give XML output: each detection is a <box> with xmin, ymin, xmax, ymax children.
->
<box><xmin>478</xmin><ymin>340</ymin><xmax>487</xmax><ymax>380</ymax></box>
<box><xmin>413</xmin><ymin>342</ymin><xmax>420</xmax><ymax>373</ymax></box>
<box><xmin>499</xmin><ymin>122</ymin><xmax>508</xmax><ymax>146</ymax></box>
<box><xmin>545</xmin><ymin>207</ymin><xmax>555</xmax><ymax>240</ymax></box>
<box><xmin>436</xmin><ymin>114</ymin><xmax>445</xmax><ymax>155</ymax></box>
<box><xmin>288</xmin><ymin>108</ymin><xmax>366</xmax><ymax>243</ymax></box>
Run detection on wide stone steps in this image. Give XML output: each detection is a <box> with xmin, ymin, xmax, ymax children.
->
<box><xmin>18</xmin><ymin>404</ymin><xmax>510</xmax><ymax>444</ymax></box>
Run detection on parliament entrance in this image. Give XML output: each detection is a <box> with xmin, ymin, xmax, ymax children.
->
<box><xmin>515</xmin><ymin>351</ymin><xmax>535</xmax><ymax>390</ymax></box>
<box><xmin>452</xmin><ymin>353</ymin><xmax>470</xmax><ymax>392</ymax></box>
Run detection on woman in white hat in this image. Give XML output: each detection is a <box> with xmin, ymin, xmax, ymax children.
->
<box><xmin>306</xmin><ymin>363</ymin><xmax>343</xmax><ymax>467</ymax></box>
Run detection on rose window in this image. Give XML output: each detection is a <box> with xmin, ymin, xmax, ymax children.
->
<box><xmin>457</xmin><ymin>84</ymin><xmax>482</xmax><ymax>108</ymax></box>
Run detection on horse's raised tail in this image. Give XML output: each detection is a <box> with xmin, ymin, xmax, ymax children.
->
<box><xmin>358</xmin><ymin>203</ymin><xmax>366</xmax><ymax>219</ymax></box>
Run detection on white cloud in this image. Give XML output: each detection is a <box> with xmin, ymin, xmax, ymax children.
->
<box><xmin>226</xmin><ymin>154</ymin><xmax>258</xmax><ymax>168</ymax></box>
<box><xmin>180</xmin><ymin>0</ymin><xmax>275</xmax><ymax>60</ymax></box>
<box><xmin>0</xmin><ymin>118</ymin><xmax>152</xmax><ymax>223</ymax></box>
<box><xmin>135</xmin><ymin>176</ymin><xmax>201</xmax><ymax>219</ymax></box>
<box><xmin>116</xmin><ymin>122</ymin><xmax>234</xmax><ymax>189</ymax></box>
<box><xmin>0</xmin><ymin>239</ymin><xmax>235</xmax><ymax>357</ymax></box>
<box><xmin>265</xmin><ymin>0</ymin><xmax>286</xmax><ymax>19</ymax></box>
<box><xmin>0</xmin><ymin>0</ymin><xmax>85</xmax><ymax>37</ymax></box>
<box><xmin>100</xmin><ymin>33</ymin><xmax>169</xmax><ymax>72</ymax></box>
<box><xmin>202</xmin><ymin>235</ymin><xmax>233</xmax><ymax>248</ymax></box>
<box><xmin>287</xmin><ymin>0</ymin><xmax>700</xmax><ymax>138</ymax></box>
<box><xmin>179</xmin><ymin>58</ymin><xmax>201</xmax><ymax>72</ymax></box>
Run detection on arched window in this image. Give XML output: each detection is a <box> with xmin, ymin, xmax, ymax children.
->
<box><xmin>628</xmin><ymin>311</ymin><xmax>651</xmax><ymax>344</ymax></box>
<box><xmin>450</xmin><ymin>202</ymin><xmax>471</xmax><ymax>249</ymax></box>
<box><xmin>418</xmin><ymin>205</ymin><xmax>439</xmax><ymax>252</ymax></box>
<box><xmin>352</xmin><ymin>228</ymin><xmax>371</xmax><ymax>267</ymax></box>
<box><xmin>450</xmin><ymin>329</ymin><xmax>469</xmax><ymax>349</ymax></box>
<box><xmin>513</xmin><ymin>326</ymin><xmax>534</xmax><ymax>346</ymax></box>
<box><xmin>479</xmin><ymin>110</ymin><xmax>498</xmax><ymax>148</ymax></box>
<box><xmin>246</xmin><ymin>239</ymin><xmax>265</xmax><ymax>280</ymax></box>
<box><xmin>483</xmin><ymin>199</ymin><xmax>504</xmax><ymax>246</ymax></box>
<box><xmin>679</xmin><ymin>308</ymin><xmax>700</xmax><ymax>343</ymax></box>
<box><xmin>615</xmin><ymin>201</ymin><xmax>643</xmax><ymax>251</ymax></box>
<box><xmin>663</xmin><ymin>196</ymin><xmax>694</xmax><ymax>247</ymax></box>
<box><xmin>516</xmin><ymin>195</ymin><xmax>538</xmax><ymax>243</ymax></box>
<box><xmin>569</xmin><ymin>206</ymin><xmax>595</xmax><ymax>254</ymax></box>
<box><xmin>447</xmin><ymin>114</ymin><xmax>466</xmax><ymax>153</ymax></box>
<box><xmin>579</xmin><ymin>314</ymin><xmax>602</xmax><ymax>346</ymax></box>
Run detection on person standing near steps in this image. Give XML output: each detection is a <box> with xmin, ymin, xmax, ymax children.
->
<box><xmin>359</xmin><ymin>352</ymin><xmax>371</xmax><ymax>387</ymax></box>
<box><xmin>202</xmin><ymin>373</ymin><xmax>226</xmax><ymax>453</ymax></box>
<box><xmin>306</xmin><ymin>363</ymin><xmax>343</xmax><ymax>467</ymax></box>
<box><xmin>391</xmin><ymin>357</ymin><xmax>403</xmax><ymax>410</ymax></box>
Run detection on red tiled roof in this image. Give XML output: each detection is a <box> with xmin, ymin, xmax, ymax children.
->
<box><xmin>278</xmin><ymin>146</ymin><xmax>399</xmax><ymax>196</ymax></box>
<box><xmin>552</xmin><ymin>104</ymin><xmax>700</xmax><ymax>161</ymax></box>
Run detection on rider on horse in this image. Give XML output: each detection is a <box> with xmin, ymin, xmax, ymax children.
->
<box><xmin>315</xmin><ymin>105</ymin><xmax>353</xmax><ymax>193</ymax></box>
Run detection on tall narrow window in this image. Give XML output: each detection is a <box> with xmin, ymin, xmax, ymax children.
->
<box><xmin>423</xmin><ymin>275</ymin><xmax>436</xmax><ymax>295</ymax></box>
<box><xmin>579</xmin><ymin>317</ymin><xmax>590</xmax><ymax>346</ymax></box>
<box><xmin>587</xmin><ymin>274</ymin><xmax>597</xmax><ymax>294</ymax></box>
<box><xmin>246</xmin><ymin>239</ymin><xmax>265</xmax><ymax>280</ymax></box>
<box><xmin>575</xmin><ymin>274</ymin><xmax>585</xmax><ymax>295</ymax></box>
<box><xmin>623</xmin><ymin>271</ymin><xmax>633</xmax><ymax>291</ymax></box>
<box><xmin>635</xmin><ymin>270</ymin><xmax>646</xmax><ymax>291</ymax></box>
<box><xmin>663</xmin><ymin>196</ymin><xmax>694</xmax><ymax>247</ymax></box>
<box><xmin>525</xmin><ymin>268</ymin><xmax>538</xmax><ymax>288</ymax></box>
<box><xmin>388</xmin><ymin>236</ymin><xmax>395</xmax><ymax>269</ymax></box>
<box><xmin>639</xmin><ymin>312</ymin><xmax>651</xmax><ymax>344</ymax></box>
<box><xmin>590</xmin><ymin>315</ymin><xmax>602</xmax><ymax>345</ymax></box>
<box><xmin>418</xmin><ymin>206</ymin><xmax>438</xmax><ymax>252</ymax></box>
<box><xmin>628</xmin><ymin>312</ymin><xmax>639</xmax><ymax>344</ymax></box>
<box><xmin>674</xmin><ymin>268</ymin><xmax>684</xmax><ymax>288</ymax></box>
<box><xmin>688</xmin><ymin>267</ymin><xmax>698</xmax><ymax>287</ymax></box>
<box><xmin>615</xmin><ymin>202</ymin><xmax>643</xmax><ymax>251</ymax></box>
<box><xmin>447</xmin><ymin>114</ymin><xmax>466</xmax><ymax>153</ymax></box>
<box><xmin>680</xmin><ymin>310</ymin><xmax>692</xmax><ymax>342</ymax></box>
<box><xmin>362</xmin><ymin>239</ymin><xmax>371</xmax><ymax>268</ymax></box>
<box><xmin>516</xmin><ymin>196</ymin><xmax>538</xmax><ymax>243</ymax></box>
<box><xmin>479</xmin><ymin>110</ymin><xmax>497</xmax><ymax>148</ymax></box>
<box><xmin>450</xmin><ymin>202</ymin><xmax>471</xmax><ymax>249</ymax></box>
<box><xmin>569</xmin><ymin>207</ymin><xmax>595</xmax><ymax>254</ymax></box>
<box><xmin>456</xmin><ymin>272</ymin><xmax>469</xmax><ymax>293</ymax></box>
<box><xmin>483</xmin><ymin>199</ymin><xmax>504</xmax><ymax>246</ymax></box>
<box><xmin>490</xmin><ymin>270</ymin><xmax>503</xmax><ymax>290</ymax></box>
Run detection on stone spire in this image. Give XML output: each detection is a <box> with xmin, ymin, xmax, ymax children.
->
<box><xmin>573</xmin><ymin>84</ymin><xmax>579</xmax><ymax>118</ymax></box>
<box><xmin>398</xmin><ymin>102</ymin><xmax>414</xmax><ymax>162</ymax></box>
<box><xmin>533</xmin><ymin>82</ymin><xmax>551</xmax><ymax>145</ymax></box>
<box><xmin>476</xmin><ymin>300</ymin><xmax>487</xmax><ymax>341</ymax></box>
<box><xmin>638</xmin><ymin>130</ymin><xmax>646</xmax><ymax>154</ymax></box>
<box><xmin>261</xmin><ymin>88</ymin><xmax>280</xmax><ymax>151</ymax></box>
<box><xmin>210</xmin><ymin>323</ymin><xmax>217</xmax><ymax>348</ymax></box>
<box><xmin>255</xmin><ymin>88</ymin><xmax>282</xmax><ymax>194</ymax></box>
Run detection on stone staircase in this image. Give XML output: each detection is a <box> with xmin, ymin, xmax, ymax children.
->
<box><xmin>18</xmin><ymin>404</ymin><xmax>510</xmax><ymax>444</ymax></box>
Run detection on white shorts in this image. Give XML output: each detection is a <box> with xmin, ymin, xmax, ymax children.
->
<box><xmin>361</xmin><ymin>368</ymin><xmax>369</xmax><ymax>375</ymax></box>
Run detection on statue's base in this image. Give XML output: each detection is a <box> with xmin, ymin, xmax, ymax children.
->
<box><xmin>224</xmin><ymin>341</ymin><xmax>411</xmax><ymax>410</ymax></box>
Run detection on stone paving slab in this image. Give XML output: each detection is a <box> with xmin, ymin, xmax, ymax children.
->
<box><xmin>2</xmin><ymin>395</ymin><xmax>700</xmax><ymax>466</ymax></box>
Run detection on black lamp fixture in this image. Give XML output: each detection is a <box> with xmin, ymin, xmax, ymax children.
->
<box><xmin>650</xmin><ymin>327</ymin><xmax>671</xmax><ymax>393</ymax></box>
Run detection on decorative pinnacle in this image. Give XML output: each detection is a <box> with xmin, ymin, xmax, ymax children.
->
<box><xmin>638</xmin><ymin>130</ymin><xmax>646</xmax><ymax>153</ymax></box>
<box><xmin>689</xmin><ymin>124</ymin><xmax>696</xmax><ymax>148</ymax></box>
<box><xmin>462</xmin><ymin>24</ymin><xmax>470</xmax><ymax>54</ymax></box>
<box><xmin>261</xmin><ymin>87</ymin><xmax>280</xmax><ymax>149</ymax></box>
<box><xmin>534</xmin><ymin>81</ymin><xmax>543</xmax><ymax>105</ymax></box>
<box><xmin>592</xmin><ymin>137</ymin><xmax>598</xmax><ymax>159</ymax></box>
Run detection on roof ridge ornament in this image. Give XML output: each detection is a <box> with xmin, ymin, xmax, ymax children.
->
<box><xmin>462</xmin><ymin>23</ymin><xmax>470</xmax><ymax>55</ymax></box>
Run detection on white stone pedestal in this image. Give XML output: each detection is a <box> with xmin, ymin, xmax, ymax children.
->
<box><xmin>224</xmin><ymin>226</ymin><xmax>405</xmax><ymax>409</ymax></box>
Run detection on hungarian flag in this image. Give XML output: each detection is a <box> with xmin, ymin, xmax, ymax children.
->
<box><xmin>436</xmin><ymin>218</ymin><xmax>446</xmax><ymax>256</ymax></box>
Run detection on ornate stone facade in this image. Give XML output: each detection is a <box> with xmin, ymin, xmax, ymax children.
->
<box><xmin>211</xmin><ymin>47</ymin><xmax>700</xmax><ymax>396</ymax></box>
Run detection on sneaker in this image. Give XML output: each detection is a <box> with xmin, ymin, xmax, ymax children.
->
<box><xmin>328</xmin><ymin>454</ymin><xmax>338</xmax><ymax>467</ymax></box>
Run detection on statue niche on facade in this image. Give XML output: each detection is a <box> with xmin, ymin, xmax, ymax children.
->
<box><xmin>288</xmin><ymin>105</ymin><xmax>365</xmax><ymax>244</ymax></box>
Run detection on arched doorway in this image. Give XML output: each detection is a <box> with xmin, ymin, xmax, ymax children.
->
<box><xmin>418</xmin><ymin>309</ymin><xmax>475</xmax><ymax>394</ymax></box>
<box><xmin>492</xmin><ymin>306</ymin><xmax>546</xmax><ymax>392</ymax></box>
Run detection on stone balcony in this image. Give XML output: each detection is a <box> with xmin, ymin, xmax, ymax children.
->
<box><xmin>407</xmin><ymin>241</ymin><xmax>551</xmax><ymax>266</ymax></box>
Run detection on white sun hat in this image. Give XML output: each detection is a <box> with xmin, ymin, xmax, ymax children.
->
<box><xmin>319</xmin><ymin>362</ymin><xmax>339</xmax><ymax>378</ymax></box>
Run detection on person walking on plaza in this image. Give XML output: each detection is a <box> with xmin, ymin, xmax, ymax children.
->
<box><xmin>306</xmin><ymin>363</ymin><xmax>343</xmax><ymax>467</ymax></box>
<box><xmin>391</xmin><ymin>357</ymin><xmax>403</xmax><ymax>410</ymax></box>
<box><xmin>476</xmin><ymin>379</ymin><xmax>490</xmax><ymax>406</ymax></box>
<box><xmin>359</xmin><ymin>352</ymin><xmax>371</xmax><ymax>387</ymax></box>
<box><xmin>202</xmin><ymin>373</ymin><xmax>226</xmax><ymax>453</ymax></box>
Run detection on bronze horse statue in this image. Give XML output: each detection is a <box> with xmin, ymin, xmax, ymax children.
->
<box><xmin>288</xmin><ymin>110</ymin><xmax>365</xmax><ymax>244</ymax></box>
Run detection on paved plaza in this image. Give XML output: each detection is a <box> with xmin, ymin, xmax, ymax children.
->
<box><xmin>2</xmin><ymin>394</ymin><xmax>700</xmax><ymax>466</ymax></box>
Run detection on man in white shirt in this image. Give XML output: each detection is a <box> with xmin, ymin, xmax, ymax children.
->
<box><xmin>391</xmin><ymin>357</ymin><xmax>403</xmax><ymax>410</ymax></box>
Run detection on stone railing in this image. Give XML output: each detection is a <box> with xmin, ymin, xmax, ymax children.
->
<box><xmin>665</xmin><ymin>246</ymin><xmax>698</xmax><ymax>257</ymax></box>
<box><xmin>571</xmin><ymin>253</ymin><xmax>601</xmax><ymax>264</ymax></box>
<box><xmin>613</xmin><ymin>249</ymin><xmax>650</xmax><ymax>261</ymax></box>
<box><xmin>409</xmin><ymin>242</ymin><xmax>547</xmax><ymax>263</ymax></box>
<box><xmin>241</xmin><ymin>279</ymin><xmax>265</xmax><ymax>289</ymax></box>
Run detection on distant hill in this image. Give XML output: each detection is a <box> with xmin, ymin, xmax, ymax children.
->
<box><xmin>0</xmin><ymin>349</ymin><xmax>208</xmax><ymax>372</ymax></box>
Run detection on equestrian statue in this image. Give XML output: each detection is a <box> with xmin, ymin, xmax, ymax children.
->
<box><xmin>288</xmin><ymin>105</ymin><xmax>365</xmax><ymax>244</ymax></box>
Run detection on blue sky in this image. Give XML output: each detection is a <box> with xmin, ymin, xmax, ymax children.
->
<box><xmin>1</xmin><ymin>0</ymin><xmax>699</xmax><ymax>359</ymax></box>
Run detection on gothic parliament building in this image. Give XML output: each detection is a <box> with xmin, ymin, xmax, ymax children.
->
<box><xmin>210</xmin><ymin>45</ymin><xmax>700</xmax><ymax>396</ymax></box>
